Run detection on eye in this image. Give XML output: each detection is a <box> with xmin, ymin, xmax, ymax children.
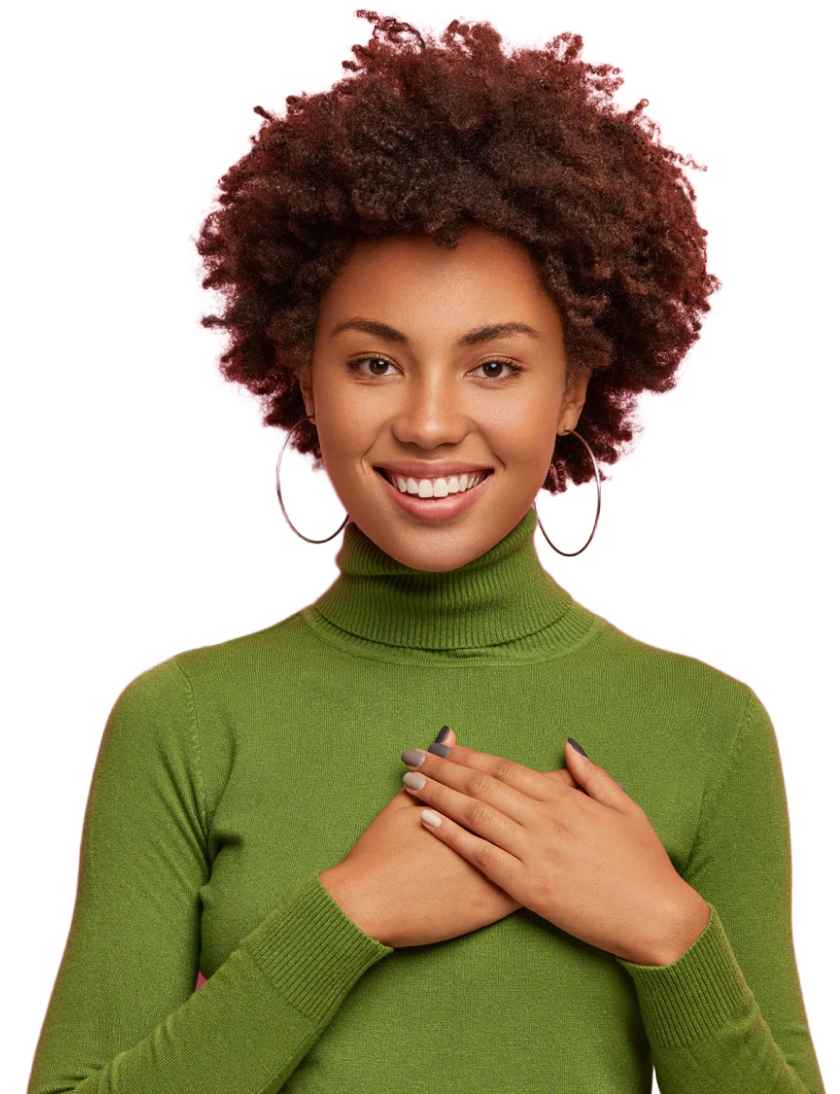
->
<box><xmin>347</xmin><ymin>358</ymin><xmax>400</xmax><ymax>380</ymax></box>
<box><xmin>345</xmin><ymin>356</ymin><xmax>520</xmax><ymax>382</ymax></box>
<box><xmin>476</xmin><ymin>358</ymin><xmax>520</xmax><ymax>380</ymax></box>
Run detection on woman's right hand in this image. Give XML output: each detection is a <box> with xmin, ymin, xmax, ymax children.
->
<box><xmin>319</xmin><ymin>728</ymin><xmax>578</xmax><ymax>948</ymax></box>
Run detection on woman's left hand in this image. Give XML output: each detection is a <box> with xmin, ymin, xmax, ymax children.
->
<box><xmin>400</xmin><ymin>730</ymin><xmax>710</xmax><ymax>965</ymax></box>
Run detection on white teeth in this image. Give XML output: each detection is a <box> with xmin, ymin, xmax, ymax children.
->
<box><xmin>385</xmin><ymin>470</ymin><xmax>488</xmax><ymax>497</ymax></box>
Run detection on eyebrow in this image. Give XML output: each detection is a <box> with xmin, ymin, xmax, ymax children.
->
<box><xmin>330</xmin><ymin>317</ymin><xmax>541</xmax><ymax>348</ymax></box>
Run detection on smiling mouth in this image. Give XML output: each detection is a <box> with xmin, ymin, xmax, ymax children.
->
<box><xmin>374</xmin><ymin>468</ymin><xmax>492</xmax><ymax>505</ymax></box>
<box><xmin>374</xmin><ymin>467</ymin><xmax>493</xmax><ymax>498</ymax></box>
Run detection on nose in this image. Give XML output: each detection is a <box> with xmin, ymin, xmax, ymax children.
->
<box><xmin>390</xmin><ymin>371</ymin><xmax>471</xmax><ymax>450</ymax></box>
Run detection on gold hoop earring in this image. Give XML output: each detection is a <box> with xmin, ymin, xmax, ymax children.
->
<box><xmin>532</xmin><ymin>429</ymin><xmax>601</xmax><ymax>556</ymax></box>
<box><xmin>275</xmin><ymin>415</ymin><xmax>349</xmax><ymax>544</ymax></box>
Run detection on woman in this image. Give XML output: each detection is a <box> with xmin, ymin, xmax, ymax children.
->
<box><xmin>28</xmin><ymin>11</ymin><xmax>826</xmax><ymax>1094</ymax></box>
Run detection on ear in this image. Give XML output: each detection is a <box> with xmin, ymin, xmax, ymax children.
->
<box><xmin>557</xmin><ymin>367</ymin><xmax>590</xmax><ymax>435</ymax></box>
<box><xmin>298</xmin><ymin>368</ymin><xmax>315</xmax><ymax>420</ymax></box>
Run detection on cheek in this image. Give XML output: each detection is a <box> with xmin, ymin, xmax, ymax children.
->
<box><xmin>315</xmin><ymin>400</ymin><xmax>380</xmax><ymax>483</ymax></box>
<box><xmin>486</xmin><ymin>402</ymin><xmax>561</xmax><ymax>478</ymax></box>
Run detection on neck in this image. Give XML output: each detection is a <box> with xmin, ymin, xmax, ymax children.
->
<box><xmin>297</xmin><ymin>507</ymin><xmax>599</xmax><ymax>660</ymax></box>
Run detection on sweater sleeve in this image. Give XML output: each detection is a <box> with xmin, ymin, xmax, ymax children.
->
<box><xmin>614</xmin><ymin>688</ymin><xmax>825</xmax><ymax>1094</ymax></box>
<box><xmin>27</xmin><ymin>658</ymin><xmax>394</xmax><ymax>1094</ymax></box>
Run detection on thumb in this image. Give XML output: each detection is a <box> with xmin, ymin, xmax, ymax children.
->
<box><xmin>564</xmin><ymin>738</ymin><xmax>627</xmax><ymax>798</ymax></box>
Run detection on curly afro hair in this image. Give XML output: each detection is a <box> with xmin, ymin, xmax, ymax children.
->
<box><xmin>195</xmin><ymin>9</ymin><xmax>720</xmax><ymax>492</ymax></box>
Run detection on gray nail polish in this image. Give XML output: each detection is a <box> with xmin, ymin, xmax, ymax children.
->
<box><xmin>567</xmin><ymin>737</ymin><xmax>588</xmax><ymax>757</ymax></box>
<box><xmin>401</xmin><ymin>748</ymin><xmax>426</xmax><ymax>767</ymax></box>
<box><xmin>429</xmin><ymin>726</ymin><xmax>451</xmax><ymax>756</ymax></box>
<box><xmin>617</xmin><ymin>782</ymin><xmax>625</xmax><ymax>791</ymax></box>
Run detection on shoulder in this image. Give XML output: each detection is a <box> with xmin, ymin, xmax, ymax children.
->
<box><xmin>115</xmin><ymin>610</ymin><xmax>311</xmax><ymax>698</ymax></box>
<box><xmin>584</xmin><ymin>613</ymin><xmax>763</xmax><ymax>749</ymax></box>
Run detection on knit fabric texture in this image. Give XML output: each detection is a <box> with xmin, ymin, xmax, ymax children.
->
<box><xmin>28</xmin><ymin>507</ymin><xmax>825</xmax><ymax>1093</ymax></box>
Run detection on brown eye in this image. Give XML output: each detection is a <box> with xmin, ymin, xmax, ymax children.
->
<box><xmin>345</xmin><ymin>356</ymin><xmax>520</xmax><ymax>382</ymax></box>
<box><xmin>473</xmin><ymin>359</ymin><xmax>523</xmax><ymax>381</ymax></box>
<box><xmin>348</xmin><ymin>356</ymin><xmax>397</xmax><ymax>376</ymax></box>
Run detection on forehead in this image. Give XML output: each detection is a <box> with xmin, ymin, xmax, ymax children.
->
<box><xmin>316</xmin><ymin>225</ymin><xmax>561</xmax><ymax>337</ymax></box>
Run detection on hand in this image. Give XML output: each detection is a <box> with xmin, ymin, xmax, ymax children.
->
<box><xmin>320</xmin><ymin>729</ymin><xmax>582</xmax><ymax>950</ymax></box>
<box><xmin>400</xmin><ymin>738</ymin><xmax>710</xmax><ymax>965</ymax></box>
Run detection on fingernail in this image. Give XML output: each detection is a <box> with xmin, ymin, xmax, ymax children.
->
<box><xmin>617</xmin><ymin>782</ymin><xmax>625</xmax><ymax>791</ymax></box>
<box><xmin>567</xmin><ymin>737</ymin><xmax>588</xmax><ymax>757</ymax></box>
<box><xmin>403</xmin><ymin>771</ymin><xmax>426</xmax><ymax>790</ymax></box>
<box><xmin>401</xmin><ymin>748</ymin><xmax>426</xmax><ymax>767</ymax></box>
<box><xmin>427</xmin><ymin>727</ymin><xmax>451</xmax><ymax>757</ymax></box>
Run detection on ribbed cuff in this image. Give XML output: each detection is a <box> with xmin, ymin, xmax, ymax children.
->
<box><xmin>241</xmin><ymin>870</ymin><xmax>394</xmax><ymax>1026</ymax></box>
<box><xmin>615</xmin><ymin>902</ymin><xmax>753</xmax><ymax>1048</ymax></box>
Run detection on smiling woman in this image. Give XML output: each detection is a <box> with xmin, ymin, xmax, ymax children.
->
<box><xmin>26</xmin><ymin>10</ymin><xmax>826</xmax><ymax>1094</ymax></box>
<box><xmin>194</xmin><ymin>16</ymin><xmax>717</xmax><ymax>505</ymax></box>
<box><xmin>299</xmin><ymin>226</ymin><xmax>591</xmax><ymax>568</ymax></box>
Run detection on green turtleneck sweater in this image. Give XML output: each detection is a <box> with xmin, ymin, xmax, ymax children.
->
<box><xmin>28</xmin><ymin>508</ymin><xmax>825</xmax><ymax>1094</ymax></box>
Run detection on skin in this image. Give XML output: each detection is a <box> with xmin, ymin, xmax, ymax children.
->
<box><xmin>299</xmin><ymin>223</ymin><xmax>589</xmax><ymax>572</ymax></box>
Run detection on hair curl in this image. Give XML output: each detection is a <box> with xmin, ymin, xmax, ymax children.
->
<box><xmin>195</xmin><ymin>10</ymin><xmax>720</xmax><ymax>492</ymax></box>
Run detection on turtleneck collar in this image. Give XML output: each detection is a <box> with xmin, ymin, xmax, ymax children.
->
<box><xmin>299</xmin><ymin>507</ymin><xmax>601</xmax><ymax>662</ymax></box>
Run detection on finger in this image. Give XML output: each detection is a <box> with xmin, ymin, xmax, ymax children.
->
<box><xmin>439</xmin><ymin>730</ymin><xmax>586</xmax><ymax>792</ymax></box>
<box><xmin>429</xmin><ymin>726</ymin><xmax>581</xmax><ymax>793</ymax></box>
<box><xmin>402</xmin><ymin>752</ymin><xmax>533</xmax><ymax>827</ymax></box>
<box><xmin>427</xmin><ymin>725</ymin><xmax>455</xmax><ymax>757</ymax></box>
<box><xmin>419</xmin><ymin>738</ymin><xmax>556</xmax><ymax>802</ymax></box>
<box><xmin>563</xmin><ymin>739</ymin><xmax>629</xmax><ymax>808</ymax></box>
<box><xmin>544</xmin><ymin>767</ymin><xmax>583</xmax><ymax>791</ymax></box>
<box><xmin>441</xmin><ymin>730</ymin><xmax>586</xmax><ymax>792</ymax></box>
<box><xmin>436</xmin><ymin>726</ymin><xmax>584</xmax><ymax>794</ymax></box>
<box><xmin>416</xmin><ymin>806</ymin><xmax>524</xmax><ymax>894</ymax></box>
<box><xmin>401</xmin><ymin>767</ymin><xmax>530</xmax><ymax>855</ymax></box>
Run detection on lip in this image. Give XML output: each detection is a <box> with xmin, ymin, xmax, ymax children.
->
<box><xmin>375</xmin><ymin>467</ymin><xmax>494</xmax><ymax>523</ymax></box>
<box><xmin>374</xmin><ymin>461</ymin><xmax>494</xmax><ymax>478</ymax></box>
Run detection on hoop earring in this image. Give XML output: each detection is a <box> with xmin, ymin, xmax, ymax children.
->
<box><xmin>278</xmin><ymin>415</ymin><xmax>599</xmax><ymax>560</ymax></box>
<box><xmin>273</xmin><ymin>413</ymin><xmax>350</xmax><ymax>542</ymax></box>
<box><xmin>533</xmin><ymin>426</ymin><xmax>599</xmax><ymax>560</ymax></box>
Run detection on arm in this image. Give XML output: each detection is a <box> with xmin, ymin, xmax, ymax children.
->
<box><xmin>27</xmin><ymin>659</ymin><xmax>393</xmax><ymax>1094</ymax></box>
<box><xmin>614</xmin><ymin>688</ymin><xmax>826</xmax><ymax>1093</ymax></box>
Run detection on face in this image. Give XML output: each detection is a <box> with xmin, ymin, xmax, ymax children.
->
<box><xmin>300</xmin><ymin>224</ymin><xmax>590</xmax><ymax>572</ymax></box>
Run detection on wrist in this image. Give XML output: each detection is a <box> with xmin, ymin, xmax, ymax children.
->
<box><xmin>319</xmin><ymin>864</ymin><xmax>393</xmax><ymax>947</ymax></box>
<box><xmin>643</xmin><ymin>886</ymin><xmax>711</xmax><ymax>967</ymax></box>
